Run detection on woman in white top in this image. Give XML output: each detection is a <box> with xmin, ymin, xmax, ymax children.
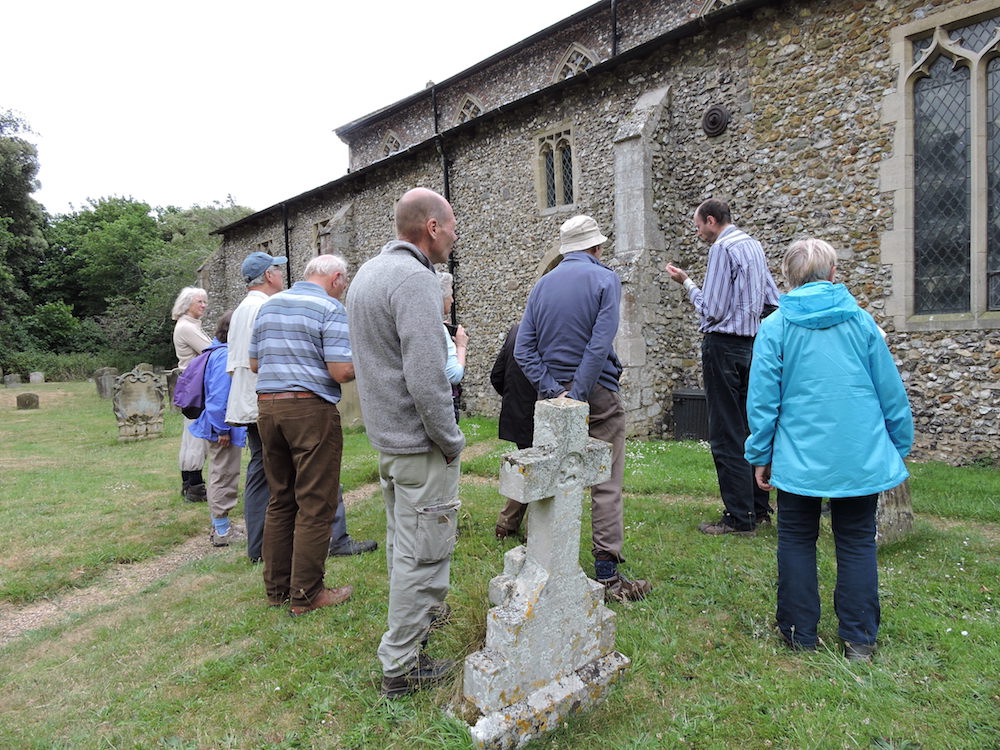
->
<box><xmin>171</xmin><ymin>286</ymin><xmax>211</xmax><ymax>502</ymax></box>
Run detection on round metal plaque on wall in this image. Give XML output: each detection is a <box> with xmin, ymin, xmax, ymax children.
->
<box><xmin>702</xmin><ymin>104</ymin><xmax>730</xmax><ymax>137</ymax></box>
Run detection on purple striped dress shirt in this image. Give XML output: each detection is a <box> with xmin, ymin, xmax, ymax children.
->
<box><xmin>686</xmin><ymin>225</ymin><xmax>780</xmax><ymax>337</ymax></box>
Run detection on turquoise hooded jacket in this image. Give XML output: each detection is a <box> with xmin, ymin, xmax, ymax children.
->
<box><xmin>744</xmin><ymin>282</ymin><xmax>913</xmax><ymax>498</ymax></box>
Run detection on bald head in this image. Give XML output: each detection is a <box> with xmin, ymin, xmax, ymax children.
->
<box><xmin>394</xmin><ymin>187</ymin><xmax>457</xmax><ymax>265</ymax></box>
<box><xmin>395</xmin><ymin>188</ymin><xmax>449</xmax><ymax>239</ymax></box>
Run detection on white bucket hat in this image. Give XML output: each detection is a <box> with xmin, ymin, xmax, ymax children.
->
<box><xmin>559</xmin><ymin>215</ymin><xmax>608</xmax><ymax>255</ymax></box>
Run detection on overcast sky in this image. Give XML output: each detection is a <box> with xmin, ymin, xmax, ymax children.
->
<box><xmin>3</xmin><ymin>0</ymin><xmax>591</xmax><ymax>216</ymax></box>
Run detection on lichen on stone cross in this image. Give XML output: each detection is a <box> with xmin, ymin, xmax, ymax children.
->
<box><xmin>462</xmin><ymin>397</ymin><xmax>629</xmax><ymax>749</ymax></box>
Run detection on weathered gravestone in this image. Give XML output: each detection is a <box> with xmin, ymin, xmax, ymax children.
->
<box><xmin>4</xmin><ymin>374</ymin><xmax>22</xmax><ymax>387</ymax></box>
<box><xmin>876</xmin><ymin>479</ymin><xmax>913</xmax><ymax>546</ymax></box>
<box><xmin>165</xmin><ymin>367</ymin><xmax>180</xmax><ymax>408</ymax></box>
<box><xmin>28</xmin><ymin>371</ymin><xmax>44</xmax><ymax>384</ymax></box>
<box><xmin>463</xmin><ymin>398</ymin><xmax>629</xmax><ymax>750</ymax></box>
<box><xmin>16</xmin><ymin>393</ymin><xmax>39</xmax><ymax>410</ymax></box>
<box><xmin>94</xmin><ymin>367</ymin><xmax>119</xmax><ymax>399</ymax></box>
<box><xmin>112</xmin><ymin>367</ymin><xmax>165</xmax><ymax>441</ymax></box>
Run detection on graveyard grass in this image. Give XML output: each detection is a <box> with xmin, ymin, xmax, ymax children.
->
<box><xmin>1</xmin><ymin>383</ymin><xmax>998</xmax><ymax>749</ymax></box>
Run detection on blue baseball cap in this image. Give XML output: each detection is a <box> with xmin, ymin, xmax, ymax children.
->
<box><xmin>241</xmin><ymin>252</ymin><xmax>287</xmax><ymax>283</ymax></box>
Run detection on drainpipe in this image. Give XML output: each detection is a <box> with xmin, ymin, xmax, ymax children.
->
<box><xmin>611</xmin><ymin>0</ymin><xmax>619</xmax><ymax>56</ymax></box>
<box><xmin>431</xmin><ymin>84</ymin><xmax>458</xmax><ymax>325</ymax></box>
<box><xmin>281</xmin><ymin>203</ymin><xmax>290</xmax><ymax>279</ymax></box>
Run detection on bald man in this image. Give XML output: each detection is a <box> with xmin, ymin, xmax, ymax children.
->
<box><xmin>347</xmin><ymin>188</ymin><xmax>465</xmax><ymax>698</ymax></box>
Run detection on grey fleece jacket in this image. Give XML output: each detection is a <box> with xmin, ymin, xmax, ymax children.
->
<box><xmin>347</xmin><ymin>240</ymin><xmax>466</xmax><ymax>458</ymax></box>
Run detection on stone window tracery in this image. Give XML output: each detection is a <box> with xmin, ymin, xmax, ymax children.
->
<box><xmin>554</xmin><ymin>44</ymin><xmax>597</xmax><ymax>82</ymax></box>
<box><xmin>882</xmin><ymin>0</ymin><xmax>1000</xmax><ymax>330</ymax></box>
<box><xmin>455</xmin><ymin>95</ymin><xmax>484</xmax><ymax>124</ymax></box>
<box><xmin>536</xmin><ymin>127</ymin><xmax>576</xmax><ymax>211</ymax></box>
<box><xmin>381</xmin><ymin>131</ymin><xmax>402</xmax><ymax>158</ymax></box>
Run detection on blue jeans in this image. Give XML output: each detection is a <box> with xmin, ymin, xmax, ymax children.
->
<box><xmin>776</xmin><ymin>490</ymin><xmax>880</xmax><ymax>648</ymax></box>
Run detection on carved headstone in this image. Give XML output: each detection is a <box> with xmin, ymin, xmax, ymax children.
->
<box><xmin>94</xmin><ymin>367</ymin><xmax>120</xmax><ymax>399</ymax></box>
<box><xmin>876</xmin><ymin>479</ymin><xmax>914</xmax><ymax>546</ymax></box>
<box><xmin>112</xmin><ymin>367</ymin><xmax>165</xmax><ymax>441</ymax></box>
<box><xmin>463</xmin><ymin>398</ymin><xmax>629</xmax><ymax>750</ymax></box>
<box><xmin>16</xmin><ymin>393</ymin><xmax>39</xmax><ymax>410</ymax></box>
<box><xmin>28</xmin><ymin>372</ymin><xmax>44</xmax><ymax>384</ymax></box>
<box><xmin>135</xmin><ymin>362</ymin><xmax>154</xmax><ymax>373</ymax></box>
<box><xmin>4</xmin><ymin>374</ymin><xmax>22</xmax><ymax>388</ymax></box>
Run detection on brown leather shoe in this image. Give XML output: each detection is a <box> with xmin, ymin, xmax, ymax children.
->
<box><xmin>289</xmin><ymin>585</ymin><xmax>353</xmax><ymax>616</ymax></box>
<box><xmin>598</xmin><ymin>573</ymin><xmax>652</xmax><ymax>603</ymax></box>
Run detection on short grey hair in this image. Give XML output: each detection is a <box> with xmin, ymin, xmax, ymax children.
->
<box><xmin>439</xmin><ymin>271</ymin><xmax>454</xmax><ymax>300</ymax></box>
<box><xmin>782</xmin><ymin>238</ymin><xmax>837</xmax><ymax>289</ymax></box>
<box><xmin>171</xmin><ymin>286</ymin><xmax>207</xmax><ymax>320</ymax></box>
<box><xmin>247</xmin><ymin>264</ymin><xmax>283</xmax><ymax>288</ymax></box>
<box><xmin>303</xmin><ymin>253</ymin><xmax>347</xmax><ymax>279</ymax></box>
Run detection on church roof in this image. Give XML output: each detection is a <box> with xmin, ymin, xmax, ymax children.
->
<box><xmin>214</xmin><ymin>0</ymin><xmax>772</xmax><ymax>237</ymax></box>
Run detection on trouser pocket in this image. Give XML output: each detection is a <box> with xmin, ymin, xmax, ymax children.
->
<box><xmin>414</xmin><ymin>501</ymin><xmax>460</xmax><ymax>563</ymax></box>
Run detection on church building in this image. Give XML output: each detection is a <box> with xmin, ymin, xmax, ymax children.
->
<box><xmin>207</xmin><ymin>0</ymin><xmax>1000</xmax><ymax>462</ymax></box>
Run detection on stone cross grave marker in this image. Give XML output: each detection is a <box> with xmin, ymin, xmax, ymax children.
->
<box><xmin>463</xmin><ymin>398</ymin><xmax>630</xmax><ymax>750</ymax></box>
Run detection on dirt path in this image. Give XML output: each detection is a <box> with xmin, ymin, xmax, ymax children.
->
<box><xmin>0</xmin><ymin>441</ymin><xmax>499</xmax><ymax>648</ymax></box>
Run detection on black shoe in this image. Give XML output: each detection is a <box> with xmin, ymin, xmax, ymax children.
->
<box><xmin>844</xmin><ymin>642</ymin><xmax>875</xmax><ymax>662</ymax></box>
<box><xmin>328</xmin><ymin>538</ymin><xmax>378</xmax><ymax>557</ymax></box>
<box><xmin>380</xmin><ymin>654</ymin><xmax>454</xmax><ymax>699</ymax></box>
<box><xmin>699</xmin><ymin>518</ymin><xmax>755</xmax><ymax>537</ymax></box>
<box><xmin>184</xmin><ymin>483</ymin><xmax>208</xmax><ymax>503</ymax></box>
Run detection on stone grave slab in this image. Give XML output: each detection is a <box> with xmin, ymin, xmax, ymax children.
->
<box><xmin>16</xmin><ymin>393</ymin><xmax>39</xmax><ymax>410</ymax></box>
<box><xmin>94</xmin><ymin>367</ymin><xmax>119</xmax><ymax>399</ymax></box>
<box><xmin>28</xmin><ymin>372</ymin><xmax>44</xmax><ymax>384</ymax></box>
<box><xmin>463</xmin><ymin>397</ymin><xmax>630</xmax><ymax>749</ymax></box>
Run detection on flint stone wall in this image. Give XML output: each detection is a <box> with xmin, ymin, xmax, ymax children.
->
<box><xmin>209</xmin><ymin>0</ymin><xmax>1000</xmax><ymax>464</ymax></box>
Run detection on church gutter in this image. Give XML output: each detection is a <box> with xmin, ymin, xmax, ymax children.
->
<box><xmin>212</xmin><ymin>0</ymin><xmax>775</xmax><ymax>237</ymax></box>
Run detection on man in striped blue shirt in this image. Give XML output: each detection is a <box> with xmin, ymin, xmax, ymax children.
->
<box><xmin>249</xmin><ymin>254</ymin><xmax>355</xmax><ymax>615</ymax></box>
<box><xmin>666</xmin><ymin>199</ymin><xmax>780</xmax><ymax>535</ymax></box>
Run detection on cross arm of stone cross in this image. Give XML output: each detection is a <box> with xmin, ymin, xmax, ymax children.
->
<box><xmin>498</xmin><ymin>397</ymin><xmax>612</xmax><ymax>505</ymax></box>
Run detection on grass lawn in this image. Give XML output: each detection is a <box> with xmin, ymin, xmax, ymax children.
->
<box><xmin>1</xmin><ymin>382</ymin><xmax>998</xmax><ymax>749</ymax></box>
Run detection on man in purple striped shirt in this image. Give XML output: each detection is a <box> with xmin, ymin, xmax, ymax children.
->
<box><xmin>666</xmin><ymin>199</ymin><xmax>780</xmax><ymax>535</ymax></box>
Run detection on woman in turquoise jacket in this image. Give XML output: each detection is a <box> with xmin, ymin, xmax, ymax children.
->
<box><xmin>744</xmin><ymin>238</ymin><xmax>913</xmax><ymax>661</ymax></box>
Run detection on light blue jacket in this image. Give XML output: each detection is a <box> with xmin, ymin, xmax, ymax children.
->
<box><xmin>189</xmin><ymin>340</ymin><xmax>247</xmax><ymax>447</ymax></box>
<box><xmin>744</xmin><ymin>282</ymin><xmax>913</xmax><ymax>498</ymax></box>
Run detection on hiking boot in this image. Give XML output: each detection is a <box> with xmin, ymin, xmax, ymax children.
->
<box><xmin>184</xmin><ymin>483</ymin><xmax>208</xmax><ymax>503</ymax></box>
<box><xmin>597</xmin><ymin>572</ymin><xmax>652</xmax><ymax>603</ymax></box>
<box><xmin>328</xmin><ymin>538</ymin><xmax>378</xmax><ymax>557</ymax></box>
<box><xmin>699</xmin><ymin>518</ymin><xmax>755</xmax><ymax>537</ymax></box>
<box><xmin>380</xmin><ymin>653</ymin><xmax>455</xmax><ymax>699</ymax></box>
<box><xmin>210</xmin><ymin>525</ymin><xmax>245</xmax><ymax>548</ymax></box>
<box><xmin>289</xmin><ymin>585</ymin><xmax>353</xmax><ymax>616</ymax></box>
<box><xmin>844</xmin><ymin>642</ymin><xmax>875</xmax><ymax>662</ymax></box>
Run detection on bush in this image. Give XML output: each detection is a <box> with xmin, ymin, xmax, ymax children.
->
<box><xmin>0</xmin><ymin>351</ymin><xmax>142</xmax><ymax>381</ymax></box>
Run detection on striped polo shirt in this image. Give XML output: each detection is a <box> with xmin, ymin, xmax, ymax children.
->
<box><xmin>687</xmin><ymin>225</ymin><xmax>780</xmax><ymax>337</ymax></box>
<box><xmin>248</xmin><ymin>280</ymin><xmax>351</xmax><ymax>404</ymax></box>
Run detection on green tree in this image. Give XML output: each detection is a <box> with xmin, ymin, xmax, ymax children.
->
<box><xmin>100</xmin><ymin>199</ymin><xmax>252</xmax><ymax>366</ymax></box>
<box><xmin>0</xmin><ymin>111</ymin><xmax>48</xmax><ymax>352</ymax></box>
<box><xmin>40</xmin><ymin>197</ymin><xmax>162</xmax><ymax>318</ymax></box>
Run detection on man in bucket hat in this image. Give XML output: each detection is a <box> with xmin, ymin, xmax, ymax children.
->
<box><xmin>514</xmin><ymin>215</ymin><xmax>652</xmax><ymax>602</ymax></box>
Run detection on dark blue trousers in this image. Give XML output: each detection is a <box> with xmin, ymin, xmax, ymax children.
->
<box><xmin>776</xmin><ymin>490</ymin><xmax>880</xmax><ymax>648</ymax></box>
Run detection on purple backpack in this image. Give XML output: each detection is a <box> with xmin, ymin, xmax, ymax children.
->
<box><xmin>172</xmin><ymin>346</ymin><xmax>218</xmax><ymax>419</ymax></box>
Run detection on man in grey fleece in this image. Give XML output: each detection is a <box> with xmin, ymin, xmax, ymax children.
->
<box><xmin>347</xmin><ymin>187</ymin><xmax>465</xmax><ymax>699</ymax></box>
